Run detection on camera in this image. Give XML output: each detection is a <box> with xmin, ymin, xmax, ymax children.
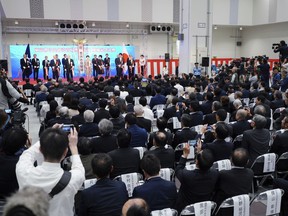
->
<box><xmin>272</xmin><ymin>43</ymin><xmax>280</xmax><ymax>50</ymax></box>
<box><xmin>188</xmin><ymin>140</ymin><xmax>197</xmax><ymax>147</ymax></box>
<box><xmin>62</xmin><ymin>124</ymin><xmax>74</xmax><ymax>134</ymax></box>
<box><xmin>11</xmin><ymin>108</ymin><xmax>28</xmax><ymax>127</ymax></box>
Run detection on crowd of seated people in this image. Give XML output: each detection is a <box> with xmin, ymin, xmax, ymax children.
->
<box><xmin>1</xmin><ymin>62</ymin><xmax>288</xmax><ymax>215</ymax></box>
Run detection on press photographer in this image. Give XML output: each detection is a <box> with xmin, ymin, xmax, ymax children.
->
<box><xmin>273</xmin><ymin>40</ymin><xmax>288</xmax><ymax>63</ymax></box>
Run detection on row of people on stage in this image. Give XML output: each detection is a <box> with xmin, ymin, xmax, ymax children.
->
<box><xmin>20</xmin><ymin>53</ymin><xmax>147</xmax><ymax>81</ymax></box>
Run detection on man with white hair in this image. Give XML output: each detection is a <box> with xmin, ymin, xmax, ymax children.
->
<box><xmin>134</xmin><ymin>104</ymin><xmax>152</xmax><ymax>133</ymax></box>
<box><xmin>47</xmin><ymin>106</ymin><xmax>72</xmax><ymax>127</ymax></box>
<box><xmin>230</xmin><ymin>99</ymin><xmax>243</xmax><ymax>121</ymax></box>
<box><xmin>78</xmin><ymin>110</ymin><xmax>99</xmax><ymax>137</ymax></box>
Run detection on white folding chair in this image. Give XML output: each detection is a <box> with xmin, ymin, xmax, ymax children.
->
<box><xmin>185</xmin><ymin>163</ymin><xmax>196</xmax><ymax>171</ymax></box>
<box><xmin>159</xmin><ymin>168</ymin><xmax>175</xmax><ymax>181</ymax></box>
<box><xmin>134</xmin><ymin>96</ymin><xmax>140</xmax><ymax>105</ymax></box>
<box><xmin>151</xmin><ymin>208</ymin><xmax>178</xmax><ymax>216</ymax></box>
<box><xmin>83</xmin><ymin>178</ymin><xmax>97</xmax><ymax>189</ymax></box>
<box><xmin>212</xmin><ymin>159</ymin><xmax>232</xmax><ymax>171</ymax></box>
<box><xmin>114</xmin><ymin>172</ymin><xmax>143</xmax><ymax>197</ymax></box>
<box><xmin>180</xmin><ymin>201</ymin><xmax>217</xmax><ymax>216</ymax></box>
<box><xmin>54</xmin><ymin>97</ymin><xmax>63</xmax><ymax>106</ymax></box>
<box><xmin>133</xmin><ymin>147</ymin><xmax>147</xmax><ymax>159</ymax></box>
<box><xmin>250</xmin><ymin>189</ymin><xmax>284</xmax><ymax>216</ymax></box>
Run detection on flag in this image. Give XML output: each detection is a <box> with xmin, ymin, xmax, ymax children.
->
<box><xmin>122</xmin><ymin>43</ymin><xmax>129</xmax><ymax>73</ymax></box>
<box><xmin>25</xmin><ymin>44</ymin><xmax>31</xmax><ymax>58</ymax></box>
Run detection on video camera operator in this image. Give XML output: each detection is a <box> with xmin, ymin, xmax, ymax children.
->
<box><xmin>257</xmin><ymin>57</ymin><xmax>270</xmax><ymax>88</ymax></box>
<box><xmin>0</xmin><ymin>70</ymin><xmax>28</xmax><ymax>110</ymax></box>
<box><xmin>273</xmin><ymin>40</ymin><xmax>288</xmax><ymax>63</ymax></box>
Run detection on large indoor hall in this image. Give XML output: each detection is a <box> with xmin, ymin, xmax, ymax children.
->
<box><xmin>0</xmin><ymin>0</ymin><xmax>288</xmax><ymax>215</ymax></box>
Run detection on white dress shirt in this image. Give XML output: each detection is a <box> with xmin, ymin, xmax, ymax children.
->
<box><xmin>16</xmin><ymin>142</ymin><xmax>85</xmax><ymax>216</ymax></box>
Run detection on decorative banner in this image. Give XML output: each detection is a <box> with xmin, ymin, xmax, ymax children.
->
<box><xmin>78</xmin><ymin>43</ymin><xmax>84</xmax><ymax>74</ymax></box>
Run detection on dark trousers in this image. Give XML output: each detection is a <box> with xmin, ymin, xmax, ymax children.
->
<box><xmin>93</xmin><ymin>67</ymin><xmax>96</xmax><ymax>77</ymax></box>
<box><xmin>33</xmin><ymin>69</ymin><xmax>39</xmax><ymax>80</ymax></box>
<box><xmin>128</xmin><ymin>67</ymin><xmax>134</xmax><ymax>80</ymax></box>
<box><xmin>116</xmin><ymin>67</ymin><xmax>123</xmax><ymax>77</ymax></box>
<box><xmin>62</xmin><ymin>67</ymin><xmax>66</xmax><ymax>78</ymax></box>
<box><xmin>52</xmin><ymin>70</ymin><xmax>59</xmax><ymax>81</ymax></box>
<box><xmin>67</xmin><ymin>70</ymin><xmax>73</xmax><ymax>81</ymax></box>
<box><xmin>22</xmin><ymin>69</ymin><xmax>30</xmax><ymax>80</ymax></box>
<box><xmin>140</xmin><ymin>65</ymin><xmax>145</xmax><ymax>76</ymax></box>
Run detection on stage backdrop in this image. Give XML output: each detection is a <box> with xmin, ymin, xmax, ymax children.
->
<box><xmin>9</xmin><ymin>45</ymin><xmax>135</xmax><ymax>79</ymax></box>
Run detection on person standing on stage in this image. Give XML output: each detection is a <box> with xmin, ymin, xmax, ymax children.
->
<box><xmin>50</xmin><ymin>55</ymin><xmax>61</xmax><ymax>81</ymax></box>
<box><xmin>20</xmin><ymin>54</ymin><xmax>31</xmax><ymax>80</ymax></box>
<box><xmin>31</xmin><ymin>54</ymin><xmax>40</xmax><ymax>81</ymax></box>
<box><xmin>62</xmin><ymin>54</ymin><xmax>67</xmax><ymax>78</ymax></box>
<box><xmin>103</xmin><ymin>53</ymin><xmax>110</xmax><ymax>77</ymax></box>
<box><xmin>85</xmin><ymin>55</ymin><xmax>92</xmax><ymax>80</ymax></box>
<box><xmin>127</xmin><ymin>54</ymin><xmax>135</xmax><ymax>80</ymax></box>
<box><xmin>92</xmin><ymin>54</ymin><xmax>97</xmax><ymax>77</ymax></box>
<box><xmin>139</xmin><ymin>54</ymin><xmax>146</xmax><ymax>76</ymax></box>
<box><xmin>96</xmin><ymin>55</ymin><xmax>104</xmax><ymax>77</ymax></box>
<box><xmin>42</xmin><ymin>56</ymin><xmax>50</xmax><ymax>80</ymax></box>
<box><xmin>115</xmin><ymin>53</ymin><xmax>124</xmax><ymax>78</ymax></box>
<box><xmin>66</xmin><ymin>55</ymin><xmax>75</xmax><ymax>81</ymax></box>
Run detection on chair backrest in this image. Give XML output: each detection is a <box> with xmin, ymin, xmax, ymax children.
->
<box><xmin>145</xmin><ymin>96</ymin><xmax>152</xmax><ymax>105</ymax></box>
<box><xmin>233</xmin><ymin>134</ymin><xmax>243</xmax><ymax>143</ymax></box>
<box><xmin>212</xmin><ymin>159</ymin><xmax>232</xmax><ymax>171</ymax></box>
<box><xmin>153</xmin><ymin>104</ymin><xmax>166</xmax><ymax>111</ymax></box>
<box><xmin>83</xmin><ymin>178</ymin><xmax>97</xmax><ymax>189</ymax></box>
<box><xmin>191</xmin><ymin>125</ymin><xmax>204</xmax><ymax>134</ymax></box>
<box><xmin>54</xmin><ymin>97</ymin><xmax>63</xmax><ymax>106</ymax></box>
<box><xmin>224</xmin><ymin>112</ymin><xmax>230</xmax><ymax>124</ymax></box>
<box><xmin>276</xmin><ymin>152</ymin><xmax>288</xmax><ymax>172</ymax></box>
<box><xmin>175</xmin><ymin>143</ymin><xmax>195</xmax><ymax>160</ymax></box>
<box><xmin>185</xmin><ymin>163</ymin><xmax>196</xmax><ymax>171</ymax></box>
<box><xmin>243</xmin><ymin>98</ymin><xmax>250</xmax><ymax>106</ymax></box>
<box><xmin>180</xmin><ymin>201</ymin><xmax>216</xmax><ymax>216</ymax></box>
<box><xmin>159</xmin><ymin>168</ymin><xmax>174</xmax><ymax>181</ymax></box>
<box><xmin>151</xmin><ymin>208</ymin><xmax>178</xmax><ymax>216</ymax></box>
<box><xmin>107</xmin><ymin>92</ymin><xmax>114</xmax><ymax>97</ymax></box>
<box><xmin>133</xmin><ymin>147</ymin><xmax>147</xmax><ymax>159</ymax></box>
<box><xmin>157</xmin><ymin>109</ymin><xmax>165</xmax><ymax>118</ymax></box>
<box><xmin>171</xmin><ymin>117</ymin><xmax>181</xmax><ymax>130</ymax></box>
<box><xmin>24</xmin><ymin>89</ymin><xmax>32</xmax><ymax>97</ymax></box>
<box><xmin>250</xmin><ymin>153</ymin><xmax>277</xmax><ymax>176</ymax></box>
<box><xmin>114</xmin><ymin>172</ymin><xmax>143</xmax><ymax>197</ymax></box>
<box><xmin>250</xmin><ymin>189</ymin><xmax>284</xmax><ymax>216</ymax></box>
<box><xmin>134</xmin><ymin>96</ymin><xmax>140</xmax><ymax>105</ymax></box>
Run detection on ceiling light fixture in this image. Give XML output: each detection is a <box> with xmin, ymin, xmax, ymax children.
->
<box><xmin>92</xmin><ymin>22</ymin><xmax>95</xmax><ymax>27</ymax></box>
<box><xmin>239</xmin><ymin>26</ymin><xmax>243</xmax><ymax>31</ymax></box>
<box><xmin>15</xmin><ymin>20</ymin><xmax>18</xmax><ymax>25</ymax></box>
<box><xmin>214</xmin><ymin>25</ymin><xmax>217</xmax><ymax>30</ymax></box>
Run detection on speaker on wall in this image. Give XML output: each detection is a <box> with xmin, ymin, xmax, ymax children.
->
<box><xmin>236</xmin><ymin>41</ymin><xmax>242</xmax><ymax>46</ymax></box>
<box><xmin>165</xmin><ymin>53</ymin><xmax>170</xmax><ymax>62</ymax></box>
<box><xmin>0</xmin><ymin>60</ymin><xmax>8</xmax><ymax>71</ymax></box>
<box><xmin>201</xmin><ymin>57</ymin><xmax>209</xmax><ymax>67</ymax></box>
<box><xmin>178</xmin><ymin>33</ymin><xmax>184</xmax><ymax>41</ymax></box>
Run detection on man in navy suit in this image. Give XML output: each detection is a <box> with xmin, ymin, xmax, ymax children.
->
<box><xmin>115</xmin><ymin>53</ymin><xmax>124</xmax><ymax>77</ymax></box>
<box><xmin>132</xmin><ymin>154</ymin><xmax>177</xmax><ymax>211</ymax></box>
<box><xmin>79</xmin><ymin>153</ymin><xmax>128</xmax><ymax>216</ymax></box>
<box><xmin>149</xmin><ymin>86</ymin><xmax>166</xmax><ymax>109</ymax></box>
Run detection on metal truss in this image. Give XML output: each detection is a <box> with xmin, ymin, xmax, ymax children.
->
<box><xmin>3</xmin><ymin>26</ymin><xmax>149</xmax><ymax>35</ymax></box>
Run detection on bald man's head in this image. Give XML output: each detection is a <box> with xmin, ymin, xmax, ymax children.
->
<box><xmin>236</xmin><ymin>109</ymin><xmax>247</xmax><ymax>121</ymax></box>
<box><xmin>122</xmin><ymin>198</ymin><xmax>149</xmax><ymax>216</ymax></box>
<box><xmin>153</xmin><ymin>131</ymin><xmax>167</xmax><ymax>147</ymax></box>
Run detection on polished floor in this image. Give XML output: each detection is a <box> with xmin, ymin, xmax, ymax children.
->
<box><xmin>22</xmin><ymin>104</ymin><xmax>41</xmax><ymax>144</ymax></box>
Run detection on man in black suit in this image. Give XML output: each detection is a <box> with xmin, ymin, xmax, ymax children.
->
<box><xmin>92</xmin><ymin>54</ymin><xmax>97</xmax><ymax>77</ymax></box>
<box><xmin>42</xmin><ymin>56</ymin><xmax>50</xmax><ymax>80</ymax></box>
<box><xmin>270</xmin><ymin>90</ymin><xmax>285</xmax><ymax>111</ymax></box>
<box><xmin>65</xmin><ymin>55</ymin><xmax>74</xmax><ymax>81</ymax></box>
<box><xmin>188</xmin><ymin>101</ymin><xmax>204</xmax><ymax>127</ymax></box>
<box><xmin>132</xmin><ymin>154</ymin><xmax>177</xmax><ymax>211</ymax></box>
<box><xmin>103</xmin><ymin>53</ymin><xmax>110</xmax><ymax>77</ymax></box>
<box><xmin>134</xmin><ymin>104</ymin><xmax>151</xmax><ymax>133</ymax></box>
<box><xmin>163</xmin><ymin>97</ymin><xmax>178</xmax><ymax>121</ymax></box>
<box><xmin>109</xmin><ymin>106</ymin><xmax>125</xmax><ymax>135</ymax></box>
<box><xmin>115</xmin><ymin>53</ymin><xmax>124</xmax><ymax>78</ymax></box>
<box><xmin>61</xmin><ymin>54</ymin><xmax>67</xmax><ymax>78</ymax></box>
<box><xmin>232</xmin><ymin>109</ymin><xmax>251</xmax><ymax>139</ymax></box>
<box><xmin>270</xmin><ymin>116</ymin><xmax>288</xmax><ymax>156</ymax></box>
<box><xmin>200</xmin><ymin>91</ymin><xmax>214</xmax><ymax>115</ymax></box>
<box><xmin>172</xmin><ymin>114</ymin><xmax>198</xmax><ymax>148</ymax></box>
<box><xmin>199</xmin><ymin>122</ymin><xmax>233</xmax><ymax>162</ymax></box>
<box><xmin>214</xmin><ymin>148</ymin><xmax>254</xmax><ymax>205</ymax></box>
<box><xmin>20</xmin><ymin>54</ymin><xmax>31</xmax><ymax>80</ymax></box>
<box><xmin>78</xmin><ymin>110</ymin><xmax>99</xmax><ymax>137</ymax></box>
<box><xmin>95</xmin><ymin>83</ymin><xmax>108</xmax><ymax>99</ymax></box>
<box><xmin>50</xmin><ymin>55</ymin><xmax>61</xmax><ymax>81</ymax></box>
<box><xmin>203</xmin><ymin>101</ymin><xmax>222</xmax><ymax>125</ymax></box>
<box><xmin>175</xmin><ymin>147</ymin><xmax>219</xmax><ymax>212</ymax></box>
<box><xmin>108</xmin><ymin>129</ymin><xmax>140</xmax><ymax>179</ymax></box>
<box><xmin>145</xmin><ymin>132</ymin><xmax>175</xmax><ymax>169</ymax></box>
<box><xmin>31</xmin><ymin>54</ymin><xmax>40</xmax><ymax>80</ymax></box>
<box><xmin>242</xmin><ymin>114</ymin><xmax>270</xmax><ymax>166</ymax></box>
<box><xmin>94</xmin><ymin>99</ymin><xmax>111</xmax><ymax>124</ymax></box>
<box><xmin>127</xmin><ymin>54</ymin><xmax>135</xmax><ymax>80</ymax></box>
<box><xmin>79</xmin><ymin>153</ymin><xmax>128</xmax><ymax>216</ymax></box>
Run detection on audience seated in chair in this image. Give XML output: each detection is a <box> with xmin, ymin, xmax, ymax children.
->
<box><xmin>78</xmin><ymin>110</ymin><xmax>99</xmax><ymax>137</ymax></box>
<box><xmin>122</xmin><ymin>198</ymin><xmax>150</xmax><ymax>216</ymax></box>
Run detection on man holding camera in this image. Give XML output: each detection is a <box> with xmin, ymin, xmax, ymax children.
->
<box><xmin>273</xmin><ymin>40</ymin><xmax>288</xmax><ymax>63</ymax></box>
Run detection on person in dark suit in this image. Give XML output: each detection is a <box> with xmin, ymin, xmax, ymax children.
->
<box><xmin>132</xmin><ymin>154</ymin><xmax>177</xmax><ymax>211</ymax></box>
<box><xmin>94</xmin><ymin>99</ymin><xmax>111</xmax><ymax>124</ymax></box>
<box><xmin>175</xmin><ymin>147</ymin><xmax>219</xmax><ymax>213</ymax></box>
<box><xmin>90</xmin><ymin>119</ymin><xmax>117</xmax><ymax>153</ymax></box>
<box><xmin>213</xmin><ymin>148</ymin><xmax>254</xmax><ymax>206</ymax></box>
<box><xmin>79</xmin><ymin>153</ymin><xmax>128</xmax><ymax>216</ymax></box>
<box><xmin>78</xmin><ymin>110</ymin><xmax>99</xmax><ymax>137</ymax></box>
<box><xmin>134</xmin><ymin>105</ymin><xmax>152</xmax><ymax>133</ymax></box>
<box><xmin>122</xmin><ymin>198</ymin><xmax>150</xmax><ymax>216</ymax></box>
<box><xmin>242</xmin><ymin>114</ymin><xmax>270</xmax><ymax>166</ymax></box>
<box><xmin>115</xmin><ymin>53</ymin><xmax>124</xmax><ymax>78</ymax></box>
<box><xmin>103</xmin><ymin>53</ymin><xmax>110</xmax><ymax>77</ymax></box>
<box><xmin>125</xmin><ymin>95</ymin><xmax>134</xmax><ymax>113</ymax></box>
<box><xmin>109</xmin><ymin>106</ymin><xmax>125</xmax><ymax>135</ymax></box>
<box><xmin>20</xmin><ymin>54</ymin><xmax>31</xmax><ymax>80</ymax></box>
<box><xmin>270</xmin><ymin>90</ymin><xmax>285</xmax><ymax>111</ymax></box>
<box><xmin>125</xmin><ymin>113</ymin><xmax>148</xmax><ymax>148</ymax></box>
<box><xmin>188</xmin><ymin>101</ymin><xmax>204</xmax><ymax>127</ymax></box>
<box><xmin>200</xmin><ymin>92</ymin><xmax>214</xmax><ymax>115</ymax></box>
<box><xmin>61</xmin><ymin>54</ymin><xmax>67</xmax><ymax>78</ymax></box>
<box><xmin>270</xmin><ymin>116</ymin><xmax>288</xmax><ymax>156</ymax></box>
<box><xmin>65</xmin><ymin>55</ymin><xmax>74</xmax><ymax>81</ymax></box>
<box><xmin>96</xmin><ymin>55</ymin><xmax>104</xmax><ymax>76</ymax></box>
<box><xmin>108</xmin><ymin>129</ymin><xmax>140</xmax><ymax>179</ymax></box>
<box><xmin>145</xmin><ymin>131</ymin><xmax>175</xmax><ymax>169</ymax></box>
<box><xmin>92</xmin><ymin>54</ymin><xmax>97</xmax><ymax>77</ymax></box>
<box><xmin>95</xmin><ymin>83</ymin><xmax>108</xmax><ymax>99</ymax></box>
<box><xmin>172</xmin><ymin>114</ymin><xmax>198</xmax><ymax>148</ymax></box>
<box><xmin>50</xmin><ymin>55</ymin><xmax>61</xmax><ymax>81</ymax></box>
<box><xmin>42</xmin><ymin>56</ymin><xmax>50</xmax><ymax>80</ymax></box>
<box><xmin>203</xmin><ymin>101</ymin><xmax>222</xmax><ymax>125</ymax></box>
<box><xmin>149</xmin><ymin>86</ymin><xmax>166</xmax><ymax>109</ymax></box>
<box><xmin>163</xmin><ymin>97</ymin><xmax>178</xmax><ymax>121</ymax></box>
<box><xmin>231</xmin><ymin>109</ymin><xmax>251</xmax><ymax>139</ymax></box>
<box><xmin>199</xmin><ymin>122</ymin><xmax>233</xmax><ymax>162</ymax></box>
<box><xmin>31</xmin><ymin>54</ymin><xmax>40</xmax><ymax>80</ymax></box>
<box><xmin>127</xmin><ymin>55</ymin><xmax>135</xmax><ymax>80</ymax></box>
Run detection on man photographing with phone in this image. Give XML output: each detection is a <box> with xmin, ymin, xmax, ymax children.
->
<box><xmin>16</xmin><ymin>125</ymin><xmax>85</xmax><ymax>216</ymax></box>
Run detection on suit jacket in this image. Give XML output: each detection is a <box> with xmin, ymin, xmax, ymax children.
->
<box><xmin>242</xmin><ymin>128</ymin><xmax>270</xmax><ymax>165</ymax></box>
<box><xmin>94</xmin><ymin>108</ymin><xmax>111</xmax><ymax>124</ymax></box>
<box><xmin>203</xmin><ymin>139</ymin><xmax>234</xmax><ymax>162</ymax></box>
<box><xmin>270</xmin><ymin>99</ymin><xmax>285</xmax><ymax>110</ymax></box>
<box><xmin>42</xmin><ymin>59</ymin><xmax>50</xmax><ymax>68</ymax></box>
<box><xmin>90</xmin><ymin>135</ymin><xmax>118</xmax><ymax>153</ymax></box>
<box><xmin>115</xmin><ymin>57</ymin><xmax>123</xmax><ymax>68</ymax></box>
<box><xmin>163</xmin><ymin>106</ymin><xmax>177</xmax><ymax>120</ymax></box>
<box><xmin>65</xmin><ymin>59</ymin><xmax>74</xmax><ymax>71</ymax></box>
<box><xmin>214</xmin><ymin>167</ymin><xmax>254</xmax><ymax>205</ymax></box>
<box><xmin>108</xmin><ymin>148</ymin><xmax>140</xmax><ymax>179</ymax></box>
<box><xmin>103</xmin><ymin>57</ymin><xmax>110</xmax><ymax>67</ymax></box>
<box><xmin>149</xmin><ymin>94</ymin><xmax>166</xmax><ymax>109</ymax></box>
<box><xmin>203</xmin><ymin>112</ymin><xmax>217</xmax><ymax>125</ymax></box>
<box><xmin>31</xmin><ymin>58</ymin><xmax>40</xmax><ymax>71</ymax></box>
<box><xmin>136</xmin><ymin>117</ymin><xmax>152</xmax><ymax>133</ymax></box>
<box><xmin>127</xmin><ymin>124</ymin><xmax>148</xmax><ymax>148</ymax></box>
<box><xmin>110</xmin><ymin>117</ymin><xmax>125</xmax><ymax>135</ymax></box>
<box><xmin>61</xmin><ymin>58</ymin><xmax>67</xmax><ymax>69</ymax></box>
<box><xmin>172</xmin><ymin>128</ymin><xmax>198</xmax><ymax>148</ymax></box>
<box><xmin>79</xmin><ymin>178</ymin><xmax>128</xmax><ymax>216</ymax></box>
<box><xmin>201</xmin><ymin>100</ymin><xmax>213</xmax><ymax>115</ymax></box>
<box><xmin>78</xmin><ymin>122</ymin><xmax>99</xmax><ymax>137</ymax></box>
<box><xmin>92</xmin><ymin>58</ymin><xmax>97</xmax><ymax>69</ymax></box>
<box><xmin>270</xmin><ymin>131</ymin><xmax>288</xmax><ymax>156</ymax></box>
<box><xmin>231</xmin><ymin>120</ymin><xmax>251</xmax><ymax>139</ymax></box>
<box><xmin>145</xmin><ymin>147</ymin><xmax>175</xmax><ymax>169</ymax></box>
<box><xmin>133</xmin><ymin>177</ymin><xmax>177</xmax><ymax>211</ymax></box>
<box><xmin>189</xmin><ymin>111</ymin><xmax>204</xmax><ymax>127</ymax></box>
<box><xmin>20</xmin><ymin>58</ymin><xmax>31</xmax><ymax>73</ymax></box>
<box><xmin>175</xmin><ymin>157</ymin><xmax>219</xmax><ymax>212</ymax></box>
